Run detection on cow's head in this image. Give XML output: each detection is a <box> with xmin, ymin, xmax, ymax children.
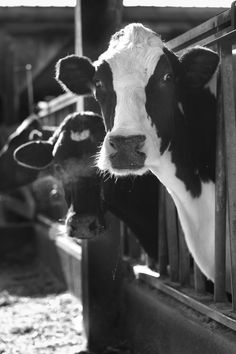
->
<box><xmin>14</xmin><ymin>111</ymin><xmax>106</xmax><ymax>239</ymax></box>
<box><xmin>55</xmin><ymin>23</ymin><xmax>219</xmax><ymax>177</ymax></box>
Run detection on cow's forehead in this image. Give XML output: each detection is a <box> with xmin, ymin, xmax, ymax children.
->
<box><xmin>96</xmin><ymin>23</ymin><xmax>164</xmax><ymax>84</ymax></box>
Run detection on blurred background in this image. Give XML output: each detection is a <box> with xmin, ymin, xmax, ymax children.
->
<box><xmin>0</xmin><ymin>0</ymin><xmax>230</xmax><ymax>129</ymax></box>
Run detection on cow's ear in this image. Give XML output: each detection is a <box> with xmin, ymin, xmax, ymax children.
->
<box><xmin>179</xmin><ymin>46</ymin><xmax>219</xmax><ymax>89</ymax></box>
<box><xmin>14</xmin><ymin>141</ymin><xmax>54</xmax><ymax>169</ymax></box>
<box><xmin>55</xmin><ymin>55</ymin><xmax>95</xmax><ymax>95</ymax></box>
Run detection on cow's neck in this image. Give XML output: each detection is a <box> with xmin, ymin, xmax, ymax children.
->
<box><xmin>150</xmin><ymin>105</ymin><xmax>216</xmax><ymax>281</ymax></box>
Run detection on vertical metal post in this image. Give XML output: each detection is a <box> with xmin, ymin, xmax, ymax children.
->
<box><xmin>178</xmin><ymin>222</ymin><xmax>190</xmax><ymax>286</ymax></box>
<box><xmin>25</xmin><ymin>64</ymin><xmax>34</xmax><ymax>115</ymax></box>
<box><xmin>221</xmin><ymin>39</ymin><xmax>236</xmax><ymax>310</ymax></box>
<box><xmin>120</xmin><ymin>221</ymin><xmax>130</xmax><ymax>259</ymax></box>
<box><xmin>214</xmin><ymin>67</ymin><xmax>227</xmax><ymax>302</ymax></box>
<box><xmin>165</xmin><ymin>192</ymin><xmax>179</xmax><ymax>283</ymax></box>
<box><xmin>194</xmin><ymin>263</ymin><xmax>206</xmax><ymax>293</ymax></box>
<box><xmin>76</xmin><ymin>0</ymin><xmax>86</xmax><ymax>346</ymax></box>
<box><xmin>74</xmin><ymin>0</ymin><xmax>84</xmax><ymax>112</ymax></box>
<box><xmin>158</xmin><ymin>186</ymin><xmax>168</xmax><ymax>276</ymax></box>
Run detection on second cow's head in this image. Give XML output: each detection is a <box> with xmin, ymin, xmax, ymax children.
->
<box><xmin>56</xmin><ymin>23</ymin><xmax>219</xmax><ymax>177</ymax></box>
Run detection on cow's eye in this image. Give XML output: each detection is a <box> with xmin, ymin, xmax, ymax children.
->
<box><xmin>163</xmin><ymin>73</ymin><xmax>173</xmax><ymax>82</ymax></box>
<box><xmin>95</xmin><ymin>80</ymin><xmax>103</xmax><ymax>89</ymax></box>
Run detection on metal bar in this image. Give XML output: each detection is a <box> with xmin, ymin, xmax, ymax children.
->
<box><xmin>127</xmin><ymin>228</ymin><xmax>142</xmax><ymax>260</ymax></box>
<box><xmin>120</xmin><ymin>221</ymin><xmax>128</xmax><ymax>258</ymax></box>
<box><xmin>221</xmin><ymin>40</ymin><xmax>236</xmax><ymax>310</ymax></box>
<box><xmin>75</xmin><ymin>0</ymin><xmax>84</xmax><ymax>112</ymax></box>
<box><xmin>165</xmin><ymin>191</ymin><xmax>179</xmax><ymax>282</ymax></box>
<box><xmin>158</xmin><ymin>186</ymin><xmax>168</xmax><ymax>276</ymax></box>
<box><xmin>231</xmin><ymin>1</ymin><xmax>236</xmax><ymax>30</ymax></box>
<box><xmin>194</xmin><ymin>263</ymin><xmax>206</xmax><ymax>293</ymax></box>
<box><xmin>167</xmin><ymin>8</ymin><xmax>231</xmax><ymax>51</ymax></box>
<box><xmin>195</xmin><ymin>28</ymin><xmax>236</xmax><ymax>49</ymax></box>
<box><xmin>170</xmin><ymin>29</ymin><xmax>236</xmax><ymax>56</ymax></box>
<box><xmin>75</xmin><ymin>0</ymin><xmax>82</xmax><ymax>56</ymax></box>
<box><xmin>178</xmin><ymin>221</ymin><xmax>191</xmax><ymax>286</ymax></box>
<box><xmin>214</xmin><ymin>67</ymin><xmax>227</xmax><ymax>302</ymax></box>
<box><xmin>38</xmin><ymin>92</ymin><xmax>78</xmax><ymax>119</ymax></box>
<box><xmin>25</xmin><ymin>63</ymin><xmax>34</xmax><ymax>115</ymax></box>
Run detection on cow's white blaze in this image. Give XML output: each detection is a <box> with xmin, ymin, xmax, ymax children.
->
<box><xmin>70</xmin><ymin>129</ymin><xmax>90</xmax><ymax>142</ymax></box>
<box><xmin>96</xmin><ymin>23</ymin><xmax>164</xmax><ymax>174</ymax></box>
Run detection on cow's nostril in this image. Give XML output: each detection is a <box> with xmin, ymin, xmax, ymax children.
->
<box><xmin>109</xmin><ymin>135</ymin><xmax>146</xmax><ymax>152</ymax></box>
<box><xmin>109</xmin><ymin>139</ymin><xmax>116</xmax><ymax>150</ymax></box>
<box><xmin>136</xmin><ymin>140</ymin><xmax>145</xmax><ymax>152</ymax></box>
<box><xmin>136</xmin><ymin>149</ymin><xmax>145</xmax><ymax>156</ymax></box>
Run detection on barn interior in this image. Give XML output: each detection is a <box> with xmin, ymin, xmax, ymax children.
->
<box><xmin>0</xmin><ymin>1</ymin><xmax>236</xmax><ymax>354</ymax></box>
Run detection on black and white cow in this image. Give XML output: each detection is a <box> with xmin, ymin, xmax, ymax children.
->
<box><xmin>55</xmin><ymin>23</ymin><xmax>220</xmax><ymax>282</ymax></box>
<box><xmin>14</xmin><ymin>110</ymin><xmax>159</xmax><ymax>260</ymax></box>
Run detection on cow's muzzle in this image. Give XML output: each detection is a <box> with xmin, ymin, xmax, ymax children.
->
<box><xmin>66</xmin><ymin>213</ymin><xmax>99</xmax><ymax>240</ymax></box>
<box><xmin>108</xmin><ymin>134</ymin><xmax>146</xmax><ymax>170</ymax></box>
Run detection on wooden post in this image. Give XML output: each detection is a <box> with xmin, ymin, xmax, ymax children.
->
<box><xmin>82</xmin><ymin>213</ymin><xmax>128</xmax><ymax>352</ymax></box>
<box><xmin>78</xmin><ymin>0</ymin><xmax>124</xmax><ymax>351</ymax></box>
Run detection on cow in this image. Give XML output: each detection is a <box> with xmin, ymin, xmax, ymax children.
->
<box><xmin>14</xmin><ymin>110</ymin><xmax>159</xmax><ymax>260</ymax></box>
<box><xmin>0</xmin><ymin>114</ymin><xmax>67</xmax><ymax>222</ymax></box>
<box><xmin>54</xmin><ymin>23</ymin><xmax>220</xmax><ymax>283</ymax></box>
<box><xmin>0</xmin><ymin>114</ymin><xmax>43</xmax><ymax>192</ymax></box>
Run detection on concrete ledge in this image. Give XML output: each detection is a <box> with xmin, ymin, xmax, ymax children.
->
<box><xmin>35</xmin><ymin>219</ymin><xmax>82</xmax><ymax>300</ymax></box>
<box><xmin>122</xmin><ymin>279</ymin><xmax>236</xmax><ymax>354</ymax></box>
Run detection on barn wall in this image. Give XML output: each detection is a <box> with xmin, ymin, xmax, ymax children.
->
<box><xmin>0</xmin><ymin>4</ymin><xmax>226</xmax><ymax>124</ymax></box>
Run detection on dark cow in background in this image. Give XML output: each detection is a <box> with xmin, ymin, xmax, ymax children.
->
<box><xmin>0</xmin><ymin>115</ymin><xmax>43</xmax><ymax>222</ymax></box>
<box><xmin>0</xmin><ymin>114</ymin><xmax>42</xmax><ymax>192</ymax></box>
<box><xmin>15</xmin><ymin>111</ymin><xmax>159</xmax><ymax>260</ymax></box>
<box><xmin>0</xmin><ymin>114</ymin><xmax>68</xmax><ymax>222</ymax></box>
<box><xmin>55</xmin><ymin>23</ymin><xmax>220</xmax><ymax>282</ymax></box>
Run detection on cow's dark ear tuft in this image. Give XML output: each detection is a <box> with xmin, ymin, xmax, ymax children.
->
<box><xmin>55</xmin><ymin>55</ymin><xmax>95</xmax><ymax>96</ymax></box>
<box><xmin>179</xmin><ymin>46</ymin><xmax>219</xmax><ymax>89</ymax></box>
<box><xmin>14</xmin><ymin>141</ymin><xmax>54</xmax><ymax>169</ymax></box>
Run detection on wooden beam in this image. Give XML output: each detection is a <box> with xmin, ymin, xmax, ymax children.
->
<box><xmin>0</xmin><ymin>7</ymin><xmax>74</xmax><ymax>23</ymax></box>
<box><xmin>123</xmin><ymin>6</ymin><xmax>227</xmax><ymax>24</ymax></box>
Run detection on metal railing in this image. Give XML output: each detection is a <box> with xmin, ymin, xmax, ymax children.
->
<box><xmin>38</xmin><ymin>92</ymin><xmax>79</xmax><ymax>127</ymax></box>
<box><xmin>121</xmin><ymin>2</ymin><xmax>236</xmax><ymax>331</ymax></box>
<box><xmin>37</xmin><ymin>2</ymin><xmax>236</xmax><ymax>331</ymax></box>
